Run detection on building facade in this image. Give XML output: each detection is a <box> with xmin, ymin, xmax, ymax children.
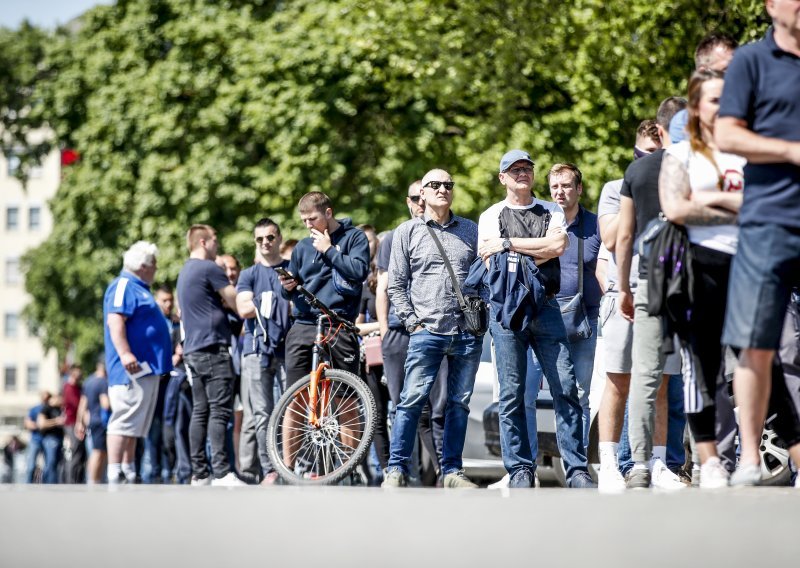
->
<box><xmin>0</xmin><ymin>143</ymin><xmax>61</xmax><ymax>434</ymax></box>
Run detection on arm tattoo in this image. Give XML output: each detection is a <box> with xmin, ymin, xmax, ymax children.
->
<box><xmin>660</xmin><ymin>154</ymin><xmax>737</xmax><ymax>226</ymax></box>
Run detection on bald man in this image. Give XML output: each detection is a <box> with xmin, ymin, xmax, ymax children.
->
<box><xmin>384</xmin><ymin>168</ymin><xmax>482</xmax><ymax>489</ymax></box>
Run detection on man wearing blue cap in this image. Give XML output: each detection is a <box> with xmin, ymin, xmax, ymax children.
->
<box><xmin>477</xmin><ymin>150</ymin><xmax>594</xmax><ymax>488</ymax></box>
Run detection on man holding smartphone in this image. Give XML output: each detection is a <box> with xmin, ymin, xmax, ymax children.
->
<box><xmin>279</xmin><ymin>192</ymin><xmax>370</xmax><ymax>386</ymax></box>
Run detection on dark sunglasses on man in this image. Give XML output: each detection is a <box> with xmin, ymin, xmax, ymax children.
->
<box><xmin>423</xmin><ymin>181</ymin><xmax>455</xmax><ymax>191</ymax></box>
<box><xmin>255</xmin><ymin>235</ymin><xmax>277</xmax><ymax>244</ymax></box>
<box><xmin>408</xmin><ymin>195</ymin><xmax>422</xmax><ymax>203</ymax></box>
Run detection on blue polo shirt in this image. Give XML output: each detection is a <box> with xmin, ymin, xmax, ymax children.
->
<box><xmin>103</xmin><ymin>271</ymin><xmax>173</xmax><ymax>387</ymax></box>
<box><xmin>28</xmin><ymin>404</ymin><xmax>43</xmax><ymax>443</ymax></box>
<box><xmin>555</xmin><ymin>206</ymin><xmax>602</xmax><ymax>319</ymax></box>
<box><xmin>718</xmin><ymin>27</ymin><xmax>800</xmax><ymax>229</ymax></box>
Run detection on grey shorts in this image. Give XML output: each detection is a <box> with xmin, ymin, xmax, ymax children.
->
<box><xmin>107</xmin><ymin>375</ymin><xmax>160</xmax><ymax>438</ymax></box>
<box><xmin>599</xmin><ymin>291</ymin><xmax>681</xmax><ymax>375</ymax></box>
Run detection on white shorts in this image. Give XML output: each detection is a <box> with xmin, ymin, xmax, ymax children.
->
<box><xmin>599</xmin><ymin>292</ymin><xmax>681</xmax><ymax>375</ymax></box>
<box><xmin>107</xmin><ymin>375</ymin><xmax>160</xmax><ymax>438</ymax></box>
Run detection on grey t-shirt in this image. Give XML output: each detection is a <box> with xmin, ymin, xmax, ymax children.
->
<box><xmin>597</xmin><ymin>179</ymin><xmax>638</xmax><ymax>290</ymax></box>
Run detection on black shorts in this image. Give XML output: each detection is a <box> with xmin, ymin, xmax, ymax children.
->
<box><xmin>89</xmin><ymin>425</ymin><xmax>107</xmax><ymax>452</ymax></box>
<box><xmin>284</xmin><ymin>322</ymin><xmax>360</xmax><ymax>387</ymax></box>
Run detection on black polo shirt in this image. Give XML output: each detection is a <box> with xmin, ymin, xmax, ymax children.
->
<box><xmin>718</xmin><ymin>27</ymin><xmax>800</xmax><ymax>229</ymax></box>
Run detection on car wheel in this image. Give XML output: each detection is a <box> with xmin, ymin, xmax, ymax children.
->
<box><xmin>758</xmin><ymin>421</ymin><xmax>792</xmax><ymax>486</ymax></box>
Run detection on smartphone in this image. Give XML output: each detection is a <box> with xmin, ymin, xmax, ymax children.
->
<box><xmin>274</xmin><ymin>267</ymin><xmax>296</xmax><ymax>281</ymax></box>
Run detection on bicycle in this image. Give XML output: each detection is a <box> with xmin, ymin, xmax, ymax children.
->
<box><xmin>266</xmin><ymin>276</ymin><xmax>377</xmax><ymax>485</ymax></box>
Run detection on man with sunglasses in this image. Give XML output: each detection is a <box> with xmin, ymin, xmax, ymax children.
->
<box><xmin>236</xmin><ymin>218</ymin><xmax>291</xmax><ymax>485</ymax></box>
<box><xmin>383</xmin><ymin>170</ymin><xmax>482</xmax><ymax>488</ymax></box>
<box><xmin>478</xmin><ymin>149</ymin><xmax>594</xmax><ymax>489</ymax></box>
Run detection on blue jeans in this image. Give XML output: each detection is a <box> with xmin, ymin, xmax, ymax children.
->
<box><xmin>527</xmin><ymin>318</ymin><xmax>598</xmax><ymax>453</ymax></box>
<box><xmin>618</xmin><ymin>374</ymin><xmax>685</xmax><ymax>474</ymax></box>
<box><xmin>25</xmin><ymin>436</ymin><xmax>44</xmax><ymax>483</ymax></box>
<box><xmin>41</xmin><ymin>435</ymin><xmax>63</xmax><ymax>484</ymax></box>
<box><xmin>387</xmin><ymin>330</ymin><xmax>481</xmax><ymax>475</ymax></box>
<box><xmin>491</xmin><ymin>299</ymin><xmax>588</xmax><ymax>483</ymax></box>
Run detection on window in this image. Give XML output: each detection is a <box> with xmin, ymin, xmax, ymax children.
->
<box><xmin>28</xmin><ymin>206</ymin><xmax>41</xmax><ymax>231</ymax></box>
<box><xmin>4</xmin><ymin>313</ymin><xmax>19</xmax><ymax>338</ymax></box>
<box><xmin>6</xmin><ymin>206</ymin><xmax>19</xmax><ymax>231</ymax></box>
<box><xmin>5</xmin><ymin>257</ymin><xmax>21</xmax><ymax>285</ymax></box>
<box><xmin>6</xmin><ymin>154</ymin><xmax>20</xmax><ymax>177</ymax></box>
<box><xmin>4</xmin><ymin>366</ymin><xmax>17</xmax><ymax>392</ymax></box>
<box><xmin>26</xmin><ymin>364</ymin><xmax>39</xmax><ymax>392</ymax></box>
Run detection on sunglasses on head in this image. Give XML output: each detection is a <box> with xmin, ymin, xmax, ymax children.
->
<box><xmin>255</xmin><ymin>235</ymin><xmax>277</xmax><ymax>244</ymax></box>
<box><xmin>423</xmin><ymin>181</ymin><xmax>455</xmax><ymax>191</ymax></box>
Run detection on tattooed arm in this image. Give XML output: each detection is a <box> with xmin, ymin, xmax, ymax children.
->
<box><xmin>658</xmin><ymin>153</ymin><xmax>738</xmax><ymax>226</ymax></box>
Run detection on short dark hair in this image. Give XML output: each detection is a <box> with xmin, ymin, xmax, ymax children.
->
<box><xmin>254</xmin><ymin>217</ymin><xmax>281</xmax><ymax>235</ymax></box>
<box><xmin>155</xmin><ymin>283</ymin><xmax>173</xmax><ymax>295</ymax></box>
<box><xmin>694</xmin><ymin>33</ymin><xmax>738</xmax><ymax>69</ymax></box>
<box><xmin>298</xmin><ymin>192</ymin><xmax>333</xmax><ymax>214</ymax></box>
<box><xmin>656</xmin><ymin>96</ymin><xmax>688</xmax><ymax>130</ymax></box>
<box><xmin>636</xmin><ymin>119</ymin><xmax>659</xmax><ymax>144</ymax></box>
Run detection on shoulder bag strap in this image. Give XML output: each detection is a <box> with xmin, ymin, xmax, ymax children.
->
<box><xmin>577</xmin><ymin>208</ymin><xmax>584</xmax><ymax>296</ymax></box>
<box><xmin>425</xmin><ymin>224</ymin><xmax>468</xmax><ymax>311</ymax></box>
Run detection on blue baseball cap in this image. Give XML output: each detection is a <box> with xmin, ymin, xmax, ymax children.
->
<box><xmin>499</xmin><ymin>149</ymin><xmax>534</xmax><ymax>173</ymax></box>
<box><xmin>669</xmin><ymin>109</ymin><xmax>688</xmax><ymax>144</ymax></box>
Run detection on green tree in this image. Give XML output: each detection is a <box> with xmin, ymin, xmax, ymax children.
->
<box><xmin>20</xmin><ymin>0</ymin><xmax>768</xmax><ymax>366</ymax></box>
<box><xmin>0</xmin><ymin>22</ymin><xmax>51</xmax><ymax>181</ymax></box>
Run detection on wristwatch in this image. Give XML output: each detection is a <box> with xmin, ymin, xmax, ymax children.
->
<box><xmin>502</xmin><ymin>238</ymin><xmax>512</xmax><ymax>252</ymax></box>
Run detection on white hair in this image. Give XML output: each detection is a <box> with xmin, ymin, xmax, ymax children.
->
<box><xmin>123</xmin><ymin>241</ymin><xmax>158</xmax><ymax>272</ymax></box>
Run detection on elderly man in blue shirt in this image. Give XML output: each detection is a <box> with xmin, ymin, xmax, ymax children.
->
<box><xmin>103</xmin><ymin>241</ymin><xmax>173</xmax><ymax>484</ymax></box>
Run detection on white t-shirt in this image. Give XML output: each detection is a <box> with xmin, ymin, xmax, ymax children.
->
<box><xmin>665</xmin><ymin>141</ymin><xmax>746</xmax><ymax>255</ymax></box>
<box><xmin>478</xmin><ymin>197</ymin><xmax>567</xmax><ymax>242</ymax></box>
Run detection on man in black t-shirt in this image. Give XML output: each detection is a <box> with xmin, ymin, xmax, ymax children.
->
<box><xmin>177</xmin><ymin>224</ymin><xmax>243</xmax><ymax>486</ymax></box>
<box><xmin>615</xmin><ymin>97</ymin><xmax>687</xmax><ymax>490</ymax></box>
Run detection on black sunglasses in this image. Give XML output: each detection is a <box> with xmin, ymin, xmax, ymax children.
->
<box><xmin>255</xmin><ymin>235</ymin><xmax>277</xmax><ymax>244</ymax></box>
<box><xmin>423</xmin><ymin>181</ymin><xmax>455</xmax><ymax>191</ymax></box>
<box><xmin>408</xmin><ymin>195</ymin><xmax>422</xmax><ymax>203</ymax></box>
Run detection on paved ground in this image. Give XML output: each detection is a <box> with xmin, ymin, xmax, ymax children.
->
<box><xmin>1</xmin><ymin>485</ymin><xmax>798</xmax><ymax>568</ymax></box>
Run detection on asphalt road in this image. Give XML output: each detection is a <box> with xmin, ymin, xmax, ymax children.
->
<box><xmin>1</xmin><ymin>485</ymin><xmax>798</xmax><ymax>568</ymax></box>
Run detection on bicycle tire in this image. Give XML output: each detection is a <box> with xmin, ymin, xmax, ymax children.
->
<box><xmin>266</xmin><ymin>368</ymin><xmax>377</xmax><ymax>485</ymax></box>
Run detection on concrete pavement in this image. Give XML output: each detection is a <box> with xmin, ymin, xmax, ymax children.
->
<box><xmin>1</xmin><ymin>484</ymin><xmax>798</xmax><ymax>568</ymax></box>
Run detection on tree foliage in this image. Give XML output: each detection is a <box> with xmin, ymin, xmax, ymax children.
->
<box><xmin>8</xmin><ymin>0</ymin><xmax>767</xmax><ymax>365</ymax></box>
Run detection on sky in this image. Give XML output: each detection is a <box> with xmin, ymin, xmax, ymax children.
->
<box><xmin>0</xmin><ymin>0</ymin><xmax>113</xmax><ymax>30</ymax></box>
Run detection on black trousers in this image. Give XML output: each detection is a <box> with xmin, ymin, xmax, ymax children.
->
<box><xmin>284</xmin><ymin>322</ymin><xmax>360</xmax><ymax>386</ymax></box>
<box><xmin>184</xmin><ymin>345</ymin><xmax>234</xmax><ymax>479</ymax></box>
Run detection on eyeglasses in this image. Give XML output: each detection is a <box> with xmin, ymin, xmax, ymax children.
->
<box><xmin>408</xmin><ymin>195</ymin><xmax>422</xmax><ymax>203</ymax></box>
<box><xmin>423</xmin><ymin>181</ymin><xmax>455</xmax><ymax>191</ymax></box>
<box><xmin>507</xmin><ymin>166</ymin><xmax>534</xmax><ymax>176</ymax></box>
<box><xmin>255</xmin><ymin>235</ymin><xmax>277</xmax><ymax>244</ymax></box>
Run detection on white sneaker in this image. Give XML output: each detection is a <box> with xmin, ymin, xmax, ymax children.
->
<box><xmin>699</xmin><ymin>457</ymin><xmax>729</xmax><ymax>490</ymax></box>
<box><xmin>488</xmin><ymin>474</ymin><xmax>510</xmax><ymax>490</ymax></box>
<box><xmin>211</xmin><ymin>472</ymin><xmax>247</xmax><ymax>487</ymax></box>
<box><xmin>650</xmin><ymin>459</ymin><xmax>686</xmax><ymax>490</ymax></box>
<box><xmin>597</xmin><ymin>465</ymin><xmax>626</xmax><ymax>494</ymax></box>
<box><xmin>190</xmin><ymin>476</ymin><xmax>211</xmax><ymax>486</ymax></box>
<box><xmin>795</xmin><ymin>474</ymin><xmax>799</xmax><ymax>489</ymax></box>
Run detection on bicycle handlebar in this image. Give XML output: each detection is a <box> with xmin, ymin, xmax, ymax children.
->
<box><xmin>293</xmin><ymin>283</ymin><xmax>360</xmax><ymax>335</ymax></box>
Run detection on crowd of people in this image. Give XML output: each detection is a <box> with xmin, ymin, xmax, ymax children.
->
<box><xmin>19</xmin><ymin>5</ymin><xmax>800</xmax><ymax>491</ymax></box>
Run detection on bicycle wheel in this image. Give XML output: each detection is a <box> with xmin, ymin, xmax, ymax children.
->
<box><xmin>266</xmin><ymin>369</ymin><xmax>377</xmax><ymax>485</ymax></box>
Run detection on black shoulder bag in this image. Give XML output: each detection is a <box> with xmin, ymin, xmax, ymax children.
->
<box><xmin>425</xmin><ymin>225</ymin><xmax>488</xmax><ymax>337</ymax></box>
<box><xmin>558</xmin><ymin>210</ymin><xmax>592</xmax><ymax>342</ymax></box>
